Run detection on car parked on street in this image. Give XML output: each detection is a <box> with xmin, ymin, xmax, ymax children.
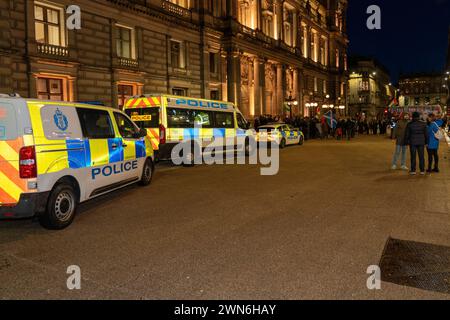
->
<box><xmin>255</xmin><ymin>123</ymin><xmax>304</xmax><ymax>149</ymax></box>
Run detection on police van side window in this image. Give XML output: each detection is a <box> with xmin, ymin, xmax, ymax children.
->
<box><xmin>167</xmin><ymin>108</ymin><xmax>192</xmax><ymax>128</ymax></box>
<box><xmin>236</xmin><ymin>113</ymin><xmax>248</xmax><ymax>130</ymax></box>
<box><xmin>214</xmin><ymin>112</ymin><xmax>234</xmax><ymax>129</ymax></box>
<box><xmin>77</xmin><ymin>108</ymin><xmax>115</xmax><ymax>139</ymax></box>
<box><xmin>114</xmin><ymin>112</ymin><xmax>138</xmax><ymax>139</ymax></box>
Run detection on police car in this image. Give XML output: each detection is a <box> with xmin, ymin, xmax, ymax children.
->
<box><xmin>256</xmin><ymin>123</ymin><xmax>304</xmax><ymax>149</ymax></box>
<box><xmin>0</xmin><ymin>95</ymin><xmax>154</xmax><ymax>229</ymax></box>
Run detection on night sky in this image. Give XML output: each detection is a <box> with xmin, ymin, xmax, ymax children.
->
<box><xmin>347</xmin><ymin>0</ymin><xmax>450</xmax><ymax>83</ymax></box>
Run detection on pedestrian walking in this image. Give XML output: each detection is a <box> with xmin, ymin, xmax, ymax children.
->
<box><xmin>405</xmin><ymin>112</ymin><xmax>428</xmax><ymax>175</ymax></box>
<box><xmin>391</xmin><ymin>113</ymin><xmax>409</xmax><ymax>170</ymax></box>
<box><xmin>426</xmin><ymin>113</ymin><xmax>444</xmax><ymax>173</ymax></box>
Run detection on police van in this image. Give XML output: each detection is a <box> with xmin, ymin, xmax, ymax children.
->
<box><xmin>123</xmin><ymin>94</ymin><xmax>254</xmax><ymax>164</ymax></box>
<box><xmin>0</xmin><ymin>95</ymin><xmax>154</xmax><ymax>229</ymax></box>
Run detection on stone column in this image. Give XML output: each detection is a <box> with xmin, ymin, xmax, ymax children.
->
<box><xmin>227</xmin><ymin>48</ymin><xmax>241</xmax><ymax>107</ymax></box>
<box><xmin>221</xmin><ymin>51</ymin><xmax>228</xmax><ymax>101</ymax></box>
<box><xmin>275</xmin><ymin>0</ymin><xmax>283</xmax><ymax>40</ymax></box>
<box><xmin>293</xmin><ymin>10</ymin><xmax>298</xmax><ymax>48</ymax></box>
<box><xmin>248</xmin><ymin>58</ymin><xmax>255</xmax><ymax>117</ymax></box>
<box><xmin>293</xmin><ymin>68</ymin><xmax>299</xmax><ymax>115</ymax></box>
<box><xmin>260</xmin><ymin>58</ymin><xmax>266</xmax><ymax>115</ymax></box>
<box><xmin>276</xmin><ymin>63</ymin><xmax>284</xmax><ymax>115</ymax></box>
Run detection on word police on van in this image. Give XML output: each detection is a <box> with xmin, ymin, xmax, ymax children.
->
<box><xmin>0</xmin><ymin>95</ymin><xmax>154</xmax><ymax>229</ymax></box>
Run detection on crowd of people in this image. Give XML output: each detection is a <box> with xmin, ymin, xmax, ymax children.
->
<box><xmin>253</xmin><ymin>111</ymin><xmax>448</xmax><ymax>176</ymax></box>
<box><xmin>252</xmin><ymin>113</ymin><xmax>392</xmax><ymax>141</ymax></box>
<box><xmin>391</xmin><ymin>112</ymin><xmax>447</xmax><ymax>175</ymax></box>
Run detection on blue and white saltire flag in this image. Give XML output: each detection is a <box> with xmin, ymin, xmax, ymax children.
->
<box><xmin>324</xmin><ymin>110</ymin><xmax>337</xmax><ymax>129</ymax></box>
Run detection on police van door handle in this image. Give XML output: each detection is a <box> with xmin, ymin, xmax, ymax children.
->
<box><xmin>122</xmin><ymin>143</ymin><xmax>128</xmax><ymax>148</ymax></box>
<box><xmin>111</xmin><ymin>143</ymin><xmax>118</xmax><ymax>150</ymax></box>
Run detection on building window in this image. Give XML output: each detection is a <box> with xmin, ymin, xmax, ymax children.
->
<box><xmin>335</xmin><ymin>49</ymin><xmax>340</xmax><ymax>68</ymax></box>
<box><xmin>302</xmin><ymin>26</ymin><xmax>308</xmax><ymax>59</ymax></box>
<box><xmin>116</xmin><ymin>25</ymin><xmax>135</xmax><ymax>59</ymax></box>
<box><xmin>314</xmin><ymin>77</ymin><xmax>318</xmax><ymax>92</ymax></box>
<box><xmin>210</xmin><ymin>90</ymin><xmax>220</xmax><ymax>100</ymax></box>
<box><xmin>323</xmin><ymin>80</ymin><xmax>327</xmax><ymax>94</ymax></box>
<box><xmin>37</xmin><ymin>77</ymin><xmax>64</xmax><ymax>101</ymax></box>
<box><xmin>262</xmin><ymin>13</ymin><xmax>274</xmax><ymax>38</ymax></box>
<box><xmin>169</xmin><ymin>0</ymin><xmax>190</xmax><ymax>8</ymax></box>
<box><xmin>209</xmin><ymin>52</ymin><xmax>219</xmax><ymax>74</ymax></box>
<box><xmin>359</xmin><ymin>80</ymin><xmax>369</xmax><ymax>91</ymax></box>
<box><xmin>34</xmin><ymin>2</ymin><xmax>65</xmax><ymax>46</ymax></box>
<box><xmin>283</xmin><ymin>9</ymin><xmax>294</xmax><ymax>46</ymax></box>
<box><xmin>118</xmin><ymin>84</ymin><xmax>136</xmax><ymax>110</ymax></box>
<box><xmin>170</xmin><ymin>40</ymin><xmax>186</xmax><ymax>69</ymax></box>
<box><xmin>238</xmin><ymin>0</ymin><xmax>253</xmax><ymax>28</ymax></box>
<box><xmin>172</xmin><ymin>88</ymin><xmax>187</xmax><ymax>96</ymax></box>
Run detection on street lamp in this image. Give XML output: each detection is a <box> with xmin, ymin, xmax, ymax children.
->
<box><xmin>285</xmin><ymin>94</ymin><xmax>298</xmax><ymax>119</ymax></box>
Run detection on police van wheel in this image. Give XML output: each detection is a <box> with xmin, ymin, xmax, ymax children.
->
<box><xmin>39</xmin><ymin>184</ymin><xmax>78</xmax><ymax>230</ymax></box>
<box><xmin>298</xmin><ymin>136</ymin><xmax>304</xmax><ymax>146</ymax></box>
<box><xmin>139</xmin><ymin>158</ymin><xmax>154</xmax><ymax>186</ymax></box>
<box><xmin>280</xmin><ymin>138</ymin><xmax>286</xmax><ymax>149</ymax></box>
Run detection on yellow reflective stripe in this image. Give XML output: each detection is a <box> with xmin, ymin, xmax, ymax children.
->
<box><xmin>225</xmin><ymin>129</ymin><xmax>235</xmax><ymax>137</ymax></box>
<box><xmin>123</xmin><ymin>140</ymin><xmax>136</xmax><ymax>161</ymax></box>
<box><xmin>201</xmin><ymin>128</ymin><xmax>213</xmax><ymax>139</ymax></box>
<box><xmin>0</xmin><ymin>142</ymin><xmax>19</xmax><ymax>169</ymax></box>
<box><xmin>0</xmin><ymin>171</ymin><xmax>23</xmax><ymax>201</ymax></box>
<box><xmin>27</xmin><ymin>104</ymin><xmax>45</xmax><ymax>137</ymax></box>
<box><xmin>152</xmin><ymin>97</ymin><xmax>160</xmax><ymax>105</ymax></box>
<box><xmin>89</xmin><ymin>140</ymin><xmax>109</xmax><ymax>166</ymax></box>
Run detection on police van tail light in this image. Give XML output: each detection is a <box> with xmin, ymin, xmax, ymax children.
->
<box><xmin>159</xmin><ymin>124</ymin><xmax>166</xmax><ymax>144</ymax></box>
<box><xmin>19</xmin><ymin>146</ymin><xmax>37</xmax><ymax>179</ymax></box>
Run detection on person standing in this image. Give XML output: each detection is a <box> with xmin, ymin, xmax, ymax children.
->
<box><xmin>391</xmin><ymin>113</ymin><xmax>410</xmax><ymax>170</ymax></box>
<box><xmin>405</xmin><ymin>112</ymin><xmax>428</xmax><ymax>175</ymax></box>
<box><xmin>426</xmin><ymin>113</ymin><xmax>444</xmax><ymax>173</ymax></box>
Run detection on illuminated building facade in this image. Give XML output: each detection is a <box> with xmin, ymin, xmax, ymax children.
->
<box><xmin>0</xmin><ymin>0</ymin><xmax>348</xmax><ymax>118</ymax></box>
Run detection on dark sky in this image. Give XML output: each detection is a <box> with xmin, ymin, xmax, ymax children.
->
<box><xmin>347</xmin><ymin>0</ymin><xmax>450</xmax><ymax>83</ymax></box>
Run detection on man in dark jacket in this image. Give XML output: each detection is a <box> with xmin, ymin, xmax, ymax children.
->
<box><xmin>391</xmin><ymin>113</ymin><xmax>410</xmax><ymax>170</ymax></box>
<box><xmin>405</xmin><ymin>112</ymin><xmax>428</xmax><ymax>175</ymax></box>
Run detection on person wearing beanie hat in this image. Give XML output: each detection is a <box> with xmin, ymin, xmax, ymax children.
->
<box><xmin>405</xmin><ymin>111</ymin><xmax>428</xmax><ymax>175</ymax></box>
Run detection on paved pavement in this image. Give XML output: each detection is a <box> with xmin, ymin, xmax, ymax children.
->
<box><xmin>0</xmin><ymin>135</ymin><xmax>449</xmax><ymax>299</ymax></box>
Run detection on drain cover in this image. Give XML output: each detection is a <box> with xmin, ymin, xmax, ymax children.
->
<box><xmin>379</xmin><ymin>238</ymin><xmax>450</xmax><ymax>294</ymax></box>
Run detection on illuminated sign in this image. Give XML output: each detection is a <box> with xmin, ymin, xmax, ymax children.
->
<box><xmin>131</xmin><ymin>115</ymin><xmax>152</xmax><ymax>122</ymax></box>
<box><xmin>171</xmin><ymin>98</ymin><xmax>230</xmax><ymax>110</ymax></box>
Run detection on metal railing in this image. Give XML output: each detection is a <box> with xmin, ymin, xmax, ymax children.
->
<box><xmin>118</xmin><ymin>57</ymin><xmax>139</xmax><ymax>68</ymax></box>
<box><xmin>37</xmin><ymin>43</ymin><xmax>69</xmax><ymax>57</ymax></box>
<box><xmin>161</xmin><ymin>0</ymin><xmax>191</xmax><ymax>19</ymax></box>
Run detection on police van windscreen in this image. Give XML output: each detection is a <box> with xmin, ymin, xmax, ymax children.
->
<box><xmin>0</xmin><ymin>103</ymin><xmax>18</xmax><ymax>141</ymax></box>
<box><xmin>125</xmin><ymin>108</ymin><xmax>159</xmax><ymax>128</ymax></box>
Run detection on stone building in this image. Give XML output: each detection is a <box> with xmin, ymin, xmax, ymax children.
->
<box><xmin>398</xmin><ymin>73</ymin><xmax>448</xmax><ymax>109</ymax></box>
<box><xmin>0</xmin><ymin>0</ymin><xmax>348</xmax><ymax>118</ymax></box>
<box><xmin>347</xmin><ymin>57</ymin><xmax>393</xmax><ymax>118</ymax></box>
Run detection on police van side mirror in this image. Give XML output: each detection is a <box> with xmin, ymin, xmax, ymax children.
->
<box><xmin>133</xmin><ymin>128</ymin><xmax>147</xmax><ymax>139</ymax></box>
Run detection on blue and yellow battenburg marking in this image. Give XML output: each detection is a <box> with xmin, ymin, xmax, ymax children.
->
<box><xmin>66</xmin><ymin>138</ymin><xmax>147</xmax><ymax>169</ymax></box>
<box><xmin>167</xmin><ymin>128</ymin><xmax>247</xmax><ymax>142</ymax></box>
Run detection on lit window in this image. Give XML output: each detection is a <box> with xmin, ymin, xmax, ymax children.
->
<box><xmin>37</xmin><ymin>77</ymin><xmax>64</xmax><ymax>101</ymax></box>
<box><xmin>172</xmin><ymin>88</ymin><xmax>188</xmax><ymax>96</ymax></box>
<box><xmin>118</xmin><ymin>84</ymin><xmax>136</xmax><ymax>110</ymax></box>
<box><xmin>169</xmin><ymin>0</ymin><xmax>190</xmax><ymax>8</ymax></box>
<box><xmin>171</xmin><ymin>40</ymin><xmax>186</xmax><ymax>69</ymax></box>
<box><xmin>116</xmin><ymin>25</ymin><xmax>135</xmax><ymax>59</ymax></box>
<box><xmin>34</xmin><ymin>2</ymin><xmax>65</xmax><ymax>46</ymax></box>
<box><xmin>209</xmin><ymin>52</ymin><xmax>219</xmax><ymax>74</ymax></box>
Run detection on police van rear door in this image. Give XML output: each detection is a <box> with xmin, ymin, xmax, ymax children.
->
<box><xmin>0</xmin><ymin>101</ymin><xmax>25</xmax><ymax>205</ymax></box>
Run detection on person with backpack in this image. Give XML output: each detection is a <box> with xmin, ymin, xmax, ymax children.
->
<box><xmin>426</xmin><ymin>113</ymin><xmax>444</xmax><ymax>173</ymax></box>
<box><xmin>405</xmin><ymin>112</ymin><xmax>428</xmax><ymax>175</ymax></box>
